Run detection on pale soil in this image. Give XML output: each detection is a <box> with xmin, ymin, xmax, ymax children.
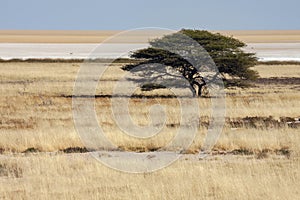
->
<box><xmin>0</xmin><ymin>30</ymin><xmax>171</xmax><ymax>43</ymax></box>
<box><xmin>1</xmin><ymin>30</ymin><xmax>300</xmax><ymax>43</ymax></box>
<box><xmin>218</xmin><ymin>30</ymin><xmax>300</xmax><ymax>43</ymax></box>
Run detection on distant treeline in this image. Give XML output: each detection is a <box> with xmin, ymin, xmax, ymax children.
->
<box><xmin>1</xmin><ymin>58</ymin><xmax>300</xmax><ymax>65</ymax></box>
<box><xmin>0</xmin><ymin>58</ymin><xmax>140</xmax><ymax>63</ymax></box>
<box><xmin>257</xmin><ymin>61</ymin><xmax>300</xmax><ymax>65</ymax></box>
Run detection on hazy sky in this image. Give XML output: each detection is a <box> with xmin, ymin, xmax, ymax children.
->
<box><xmin>1</xmin><ymin>0</ymin><xmax>299</xmax><ymax>30</ymax></box>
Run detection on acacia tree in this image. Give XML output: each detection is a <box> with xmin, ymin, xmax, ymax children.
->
<box><xmin>122</xmin><ymin>29</ymin><xmax>258</xmax><ymax>96</ymax></box>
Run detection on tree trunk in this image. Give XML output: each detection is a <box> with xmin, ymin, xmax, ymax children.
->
<box><xmin>190</xmin><ymin>76</ymin><xmax>206</xmax><ymax>97</ymax></box>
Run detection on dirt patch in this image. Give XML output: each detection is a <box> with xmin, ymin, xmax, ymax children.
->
<box><xmin>118</xmin><ymin>146</ymin><xmax>160</xmax><ymax>153</ymax></box>
<box><xmin>0</xmin><ymin>163</ymin><xmax>23</xmax><ymax>178</ymax></box>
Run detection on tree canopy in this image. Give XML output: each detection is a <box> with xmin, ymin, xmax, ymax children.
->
<box><xmin>122</xmin><ymin>29</ymin><xmax>259</xmax><ymax>96</ymax></box>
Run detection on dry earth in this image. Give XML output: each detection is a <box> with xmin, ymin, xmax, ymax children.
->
<box><xmin>1</xmin><ymin>30</ymin><xmax>300</xmax><ymax>43</ymax></box>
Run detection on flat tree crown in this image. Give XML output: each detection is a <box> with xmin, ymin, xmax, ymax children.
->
<box><xmin>122</xmin><ymin>29</ymin><xmax>259</xmax><ymax>96</ymax></box>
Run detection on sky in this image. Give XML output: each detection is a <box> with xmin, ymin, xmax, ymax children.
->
<box><xmin>1</xmin><ymin>0</ymin><xmax>300</xmax><ymax>30</ymax></box>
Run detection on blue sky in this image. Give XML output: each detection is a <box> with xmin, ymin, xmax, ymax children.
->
<box><xmin>1</xmin><ymin>0</ymin><xmax>299</xmax><ymax>30</ymax></box>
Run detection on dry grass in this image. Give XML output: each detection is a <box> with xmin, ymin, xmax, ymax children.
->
<box><xmin>0</xmin><ymin>62</ymin><xmax>299</xmax><ymax>153</ymax></box>
<box><xmin>0</xmin><ymin>154</ymin><xmax>299</xmax><ymax>200</ymax></box>
<box><xmin>0</xmin><ymin>61</ymin><xmax>299</xmax><ymax>199</ymax></box>
<box><xmin>252</xmin><ymin>64</ymin><xmax>300</xmax><ymax>78</ymax></box>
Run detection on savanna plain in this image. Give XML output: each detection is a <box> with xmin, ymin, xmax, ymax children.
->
<box><xmin>0</xmin><ymin>58</ymin><xmax>299</xmax><ymax>199</ymax></box>
<box><xmin>1</xmin><ymin>28</ymin><xmax>300</xmax><ymax>200</ymax></box>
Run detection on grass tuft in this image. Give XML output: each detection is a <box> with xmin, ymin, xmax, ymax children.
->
<box><xmin>62</xmin><ymin>147</ymin><xmax>89</xmax><ymax>153</ymax></box>
<box><xmin>22</xmin><ymin>147</ymin><xmax>41</xmax><ymax>154</ymax></box>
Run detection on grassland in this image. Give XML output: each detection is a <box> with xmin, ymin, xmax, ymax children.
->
<box><xmin>0</xmin><ymin>61</ymin><xmax>299</xmax><ymax>199</ymax></box>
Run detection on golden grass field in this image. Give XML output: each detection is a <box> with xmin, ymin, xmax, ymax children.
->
<box><xmin>0</xmin><ymin>59</ymin><xmax>299</xmax><ymax>199</ymax></box>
